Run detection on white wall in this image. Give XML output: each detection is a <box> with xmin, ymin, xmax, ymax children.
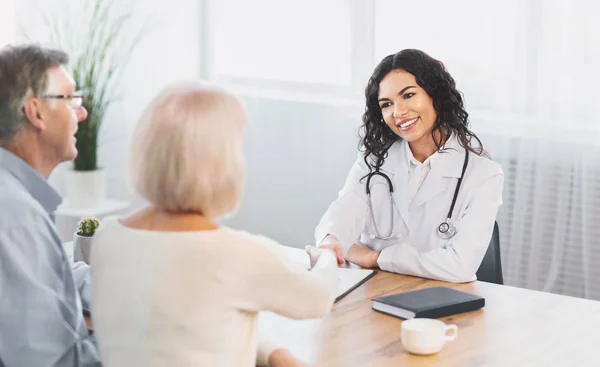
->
<box><xmin>221</xmin><ymin>96</ymin><xmax>361</xmax><ymax>247</ymax></box>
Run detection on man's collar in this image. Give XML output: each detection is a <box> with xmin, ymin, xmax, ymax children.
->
<box><xmin>0</xmin><ymin>147</ymin><xmax>62</xmax><ymax>214</ymax></box>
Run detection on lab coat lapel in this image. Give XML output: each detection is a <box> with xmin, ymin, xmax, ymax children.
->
<box><xmin>409</xmin><ymin>169</ymin><xmax>452</xmax><ymax>210</ymax></box>
<box><xmin>409</xmin><ymin>136</ymin><xmax>464</xmax><ymax>211</ymax></box>
<box><xmin>388</xmin><ymin>141</ymin><xmax>409</xmax><ymax>225</ymax></box>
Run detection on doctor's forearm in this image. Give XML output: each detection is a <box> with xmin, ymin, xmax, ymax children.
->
<box><xmin>345</xmin><ymin>242</ymin><xmax>380</xmax><ymax>268</ymax></box>
<box><xmin>377</xmin><ymin>244</ymin><xmax>475</xmax><ymax>282</ymax></box>
<box><xmin>319</xmin><ymin>234</ymin><xmax>340</xmax><ymax>246</ymax></box>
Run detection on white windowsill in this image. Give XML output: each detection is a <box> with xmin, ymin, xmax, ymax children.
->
<box><xmin>217</xmin><ymin>82</ymin><xmax>364</xmax><ymax>109</ymax></box>
<box><xmin>56</xmin><ymin>199</ymin><xmax>130</xmax><ymax>218</ymax></box>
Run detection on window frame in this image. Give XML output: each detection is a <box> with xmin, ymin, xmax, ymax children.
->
<box><xmin>199</xmin><ymin>0</ymin><xmax>600</xmax><ymax>139</ymax></box>
<box><xmin>199</xmin><ymin>0</ymin><xmax>376</xmax><ymax>105</ymax></box>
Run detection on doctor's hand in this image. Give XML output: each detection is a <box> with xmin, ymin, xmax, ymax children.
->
<box><xmin>316</xmin><ymin>244</ymin><xmax>344</xmax><ymax>265</ymax></box>
<box><xmin>345</xmin><ymin>242</ymin><xmax>380</xmax><ymax>269</ymax></box>
<box><xmin>306</xmin><ymin>246</ymin><xmax>339</xmax><ymax>268</ymax></box>
<box><xmin>269</xmin><ymin>348</ymin><xmax>311</xmax><ymax>367</ymax></box>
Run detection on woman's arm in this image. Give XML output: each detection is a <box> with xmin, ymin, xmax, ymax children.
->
<box><xmin>233</xmin><ymin>235</ymin><xmax>339</xmax><ymax>320</ymax></box>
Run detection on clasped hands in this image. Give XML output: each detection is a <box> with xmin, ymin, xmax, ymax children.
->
<box><xmin>307</xmin><ymin>242</ymin><xmax>380</xmax><ymax>269</ymax></box>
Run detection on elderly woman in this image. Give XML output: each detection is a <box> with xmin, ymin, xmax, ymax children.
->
<box><xmin>91</xmin><ymin>82</ymin><xmax>338</xmax><ymax>367</ymax></box>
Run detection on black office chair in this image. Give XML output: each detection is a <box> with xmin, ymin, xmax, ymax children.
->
<box><xmin>475</xmin><ymin>221</ymin><xmax>504</xmax><ymax>285</ymax></box>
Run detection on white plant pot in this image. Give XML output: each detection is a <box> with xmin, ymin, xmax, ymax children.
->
<box><xmin>64</xmin><ymin>169</ymin><xmax>106</xmax><ymax>208</ymax></box>
<box><xmin>73</xmin><ymin>232</ymin><xmax>94</xmax><ymax>264</ymax></box>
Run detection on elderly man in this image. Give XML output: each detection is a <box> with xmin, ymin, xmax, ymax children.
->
<box><xmin>0</xmin><ymin>44</ymin><xmax>101</xmax><ymax>366</ymax></box>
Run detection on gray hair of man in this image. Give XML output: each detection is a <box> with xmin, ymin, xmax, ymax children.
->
<box><xmin>0</xmin><ymin>44</ymin><xmax>69</xmax><ymax>146</ymax></box>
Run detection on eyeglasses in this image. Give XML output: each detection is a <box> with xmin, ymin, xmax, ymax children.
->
<box><xmin>42</xmin><ymin>91</ymin><xmax>85</xmax><ymax>108</ymax></box>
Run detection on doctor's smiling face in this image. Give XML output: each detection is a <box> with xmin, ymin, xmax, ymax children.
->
<box><xmin>361</xmin><ymin>49</ymin><xmax>485</xmax><ymax>167</ymax></box>
<box><xmin>378</xmin><ymin>69</ymin><xmax>437</xmax><ymax>145</ymax></box>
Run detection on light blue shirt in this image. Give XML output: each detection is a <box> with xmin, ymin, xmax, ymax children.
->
<box><xmin>0</xmin><ymin>147</ymin><xmax>101</xmax><ymax>366</ymax></box>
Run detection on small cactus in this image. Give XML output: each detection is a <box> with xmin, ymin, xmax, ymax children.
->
<box><xmin>77</xmin><ymin>217</ymin><xmax>100</xmax><ymax>237</ymax></box>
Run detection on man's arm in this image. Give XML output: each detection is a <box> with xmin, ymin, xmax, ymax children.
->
<box><xmin>0</xmin><ymin>223</ymin><xmax>101</xmax><ymax>366</ymax></box>
<box><xmin>72</xmin><ymin>261</ymin><xmax>92</xmax><ymax>313</ymax></box>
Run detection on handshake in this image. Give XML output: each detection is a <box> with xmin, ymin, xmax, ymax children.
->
<box><xmin>307</xmin><ymin>241</ymin><xmax>381</xmax><ymax>269</ymax></box>
<box><xmin>305</xmin><ymin>244</ymin><xmax>344</xmax><ymax>268</ymax></box>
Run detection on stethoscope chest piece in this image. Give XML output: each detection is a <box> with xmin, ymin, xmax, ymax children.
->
<box><xmin>437</xmin><ymin>220</ymin><xmax>457</xmax><ymax>239</ymax></box>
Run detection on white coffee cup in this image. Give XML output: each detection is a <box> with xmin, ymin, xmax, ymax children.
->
<box><xmin>401</xmin><ymin>318</ymin><xmax>458</xmax><ymax>355</ymax></box>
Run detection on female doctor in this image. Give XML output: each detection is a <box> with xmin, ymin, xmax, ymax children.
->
<box><xmin>315</xmin><ymin>49</ymin><xmax>504</xmax><ymax>283</ymax></box>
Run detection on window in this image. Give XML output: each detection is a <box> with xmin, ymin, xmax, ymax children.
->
<box><xmin>211</xmin><ymin>0</ymin><xmax>352</xmax><ymax>85</ymax></box>
<box><xmin>204</xmin><ymin>0</ymin><xmax>373</xmax><ymax>101</ymax></box>
<box><xmin>531</xmin><ymin>0</ymin><xmax>600</xmax><ymax>125</ymax></box>
<box><xmin>0</xmin><ymin>0</ymin><xmax>16</xmax><ymax>47</ymax></box>
<box><xmin>374</xmin><ymin>0</ymin><xmax>524</xmax><ymax>113</ymax></box>
<box><xmin>205</xmin><ymin>0</ymin><xmax>600</xmax><ymax>130</ymax></box>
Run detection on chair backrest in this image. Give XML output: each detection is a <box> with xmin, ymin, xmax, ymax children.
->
<box><xmin>475</xmin><ymin>221</ymin><xmax>504</xmax><ymax>285</ymax></box>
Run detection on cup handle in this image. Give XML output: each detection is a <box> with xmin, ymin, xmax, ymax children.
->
<box><xmin>444</xmin><ymin>324</ymin><xmax>458</xmax><ymax>341</ymax></box>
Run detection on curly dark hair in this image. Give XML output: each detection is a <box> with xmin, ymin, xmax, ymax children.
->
<box><xmin>359</xmin><ymin>49</ymin><xmax>484</xmax><ymax>170</ymax></box>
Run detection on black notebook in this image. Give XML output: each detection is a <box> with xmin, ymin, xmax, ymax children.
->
<box><xmin>372</xmin><ymin>286</ymin><xmax>485</xmax><ymax>319</ymax></box>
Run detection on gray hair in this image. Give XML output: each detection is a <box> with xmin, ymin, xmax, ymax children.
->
<box><xmin>130</xmin><ymin>81</ymin><xmax>247</xmax><ymax>218</ymax></box>
<box><xmin>0</xmin><ymin>44</ymin><xmax>69</xmax><ymax>146</ymax></box>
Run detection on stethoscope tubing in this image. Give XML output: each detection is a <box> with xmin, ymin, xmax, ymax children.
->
<box><xmin>366</xmin><ymin>149</ymin><xmax>470</xmax><ymax>240</ymax></box>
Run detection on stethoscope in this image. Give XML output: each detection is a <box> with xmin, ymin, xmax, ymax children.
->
<box><xmin>365</xmin><ymin>149</ymin><xmax>470</xmax><ymax>240</ymax></box>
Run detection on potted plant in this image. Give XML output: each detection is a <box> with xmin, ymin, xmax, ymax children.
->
<box><xmin>73</xmin><ymin>217</ymin><xmax>100</xmax><ymax>264</ymax></box>
<box><xmin>38</xmin><ymin>0</ymin><xmax>145</xmax><ymax>208</ymax></box>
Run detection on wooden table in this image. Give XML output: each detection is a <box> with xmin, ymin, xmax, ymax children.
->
<box><xmin>259</xmin><ymin>271</ymin><xmax>600</xmax><ymax>367</ymax></box>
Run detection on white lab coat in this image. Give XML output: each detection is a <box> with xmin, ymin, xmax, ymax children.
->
<box><xmin>315</xmin><ymin>135</ymin><xmax>504</xmax><ymax>283</ymax></box>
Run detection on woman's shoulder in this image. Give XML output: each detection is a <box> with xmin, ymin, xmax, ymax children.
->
<box><xmin>97</xmin><ymin>215</ymin><xmax>120</xmax><ymax>228</ymax></box>
<box><xmin>94</xmin><ymin>215</ymin><xmax>123</xmax><ymax>238</ymax></box>
<box><xmin>218</xmin><ymin>227</ymin><xmax>283</xmax><ymax>250</ymax></box>
<box><xmin>469</xmin><ymin>150</ymin><xmax>504</xmax><ymax>177</ymax></box>
<box><xmin>222</xmin><ymin>228</ymin><xmax>306</xmax><ymax>264</ymax></box>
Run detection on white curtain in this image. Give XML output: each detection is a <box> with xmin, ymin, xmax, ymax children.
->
<box><xmin>532</xmin><ymin>0</ymin><xmax>600</xmax><ymax>125</ymax></box>
<box><xmin>482</xmin><ymin>133</ymin><xmax>600</xmax><ymax>300</ymax></box>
